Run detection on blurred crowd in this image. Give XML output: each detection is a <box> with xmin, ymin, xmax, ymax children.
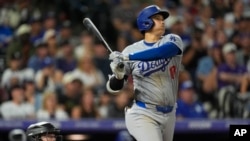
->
<box><xmin>0</xmin><ymin>0</ymin><xmax>250</xmax><ymax>121</ymax></box>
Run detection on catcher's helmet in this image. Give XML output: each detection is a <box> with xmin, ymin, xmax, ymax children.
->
<box><xmin>26</xmin><ymin>122</ymin><xmax>60</xmax><ymax>140</ymax></box>
<box><xmin>137</xmin><ymin>5</ymin><xmax>169</xmax><ymax>32</ymax></box>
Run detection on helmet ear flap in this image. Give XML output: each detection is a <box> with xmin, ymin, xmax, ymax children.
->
<box><xmin>141</xmin><ymin>19</ymin><xmax>154</xmax><ymax>31</ymax></box>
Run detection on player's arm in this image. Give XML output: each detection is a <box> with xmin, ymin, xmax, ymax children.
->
<box><xmin>106</xmin><ymin>58</ymin><xmax>129</xmax><ymax>93</ymax></box>
<box><xmin>128</xmin><ymin>34</ymin><xmax>183</xmax><ymax>61</ymax></box>
<box><xmin>106</xmin><ymin>75</ymin><xmax>128</xmax><ymax>93</ymax></box>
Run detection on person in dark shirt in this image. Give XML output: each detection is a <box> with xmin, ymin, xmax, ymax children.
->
<box><xmin>182</xmin><ymin>36</ymin><xmax>207</xmax><ymax>84</ymax></box>
<box><xmin>108</xmin><ymin>89</ymin><xmax>131</xmax><ymax>118</ymax></box>
<box><xmin>57</xmin><ymin>72</ymin><xmax>83</xmax><ymax>116</ymax></box>
<box><xmin>71</xmin><ymin>88</ymin><xmax>100</xmax><ymax>119</ymax></box>
<box><xmin>56</xmin><ymin>40</ymin><xmax>77</xmax><ymax>73</ymax></box>
<box><xmin>217</xmin><ymin>43</ymin><xmax>248</xmax><ymax>90</ymax></box>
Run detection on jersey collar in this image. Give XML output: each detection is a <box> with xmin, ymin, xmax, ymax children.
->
<box><xmin>143</xmin><ymin>40</ymin><xmax>155</xmax><ymax>47</ymax></box>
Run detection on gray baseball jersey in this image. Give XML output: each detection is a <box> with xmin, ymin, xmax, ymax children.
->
<box><xmin>122</xmin><ymin>33</ymin><xmax>183</xmax><ymax>106</ymax></box>
<box><xmin>124</xmin><ymin>33</ymin><xmax>183</xmax><ymax>141</ymax></box>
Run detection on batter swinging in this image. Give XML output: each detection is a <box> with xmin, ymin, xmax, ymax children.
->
<box><xmin>107</xmin><ymin>5</ymin><xmax>183</xmax><ymax>141</ymax></box>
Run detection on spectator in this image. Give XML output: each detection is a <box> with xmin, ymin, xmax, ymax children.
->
<box><xmin>34</xmin><ymin>57</ymin><xmax>63</xmax><ymax>93</ymax></box>
<box><xmin>231</xmin><ymin>17</ymin><xmax>249</xmax><ymax>46</ymax></box>
<box><xmin>116</xmin><ymin>21</ymin><xmax>144</xmax><ymax>52</ymax></box>
<box><xmin>0</xmin><ymin>87</ymin><xmax>8</xmax><ymax>105</ymax></box>
<box><xmin>23</xmin><ymin>80</ymin><xmax>42</xmax><ymax>111</ymax></box>
<box><xmin>42</xmin><ymin>29</ymin><xmax>58</xmax><ymax>57</ymax></box>
<box><xmin>213</xmin><ymin>15</ymin><xmax>225</xmax><ymax>31</ymax></box>
<box><xmin>240</xmin><ymin>74</ymin><xmax>250</xmax><ymax>95</ymax></box>
<box><xmin>1</xmin><ymin>52</ymin><xmax>34</xmax><ymax>94</ymax></box>
<box><xmin>210</xmin><ymin>0</ymin><xmax>230</xmax><ymax>18</ymax></box>
<box><xmin>97</xmin><ymin>90</ymin><xmax>112</xmax><ymax>119</ymax></box>
<box><xmin>111</xmin><ymin>0</ymin><xmax>138</xmax><ymax>33</ymax></box>
<box><xmin>195</xmin><ymin>4</ymin><xmax>213</xmax><ymax>30</ymax></box>
<box><xmin>91</xmin><ymin>0</ymin><xmax>116</xmax><ymax>47</ymax></box>
<box><xmin>71</xmin><ymin>88</ymin><xmax>100</xmax><ymax>119</ymax></box>
<box><xmin>182</xmin><ymin>35</ymin><xmax>207</xmax><ymax>84</ymax></box>
<box><xmin>56</xmin><ymin>40</ymin><xmax>77</xmax><ymax>73</ymax></box>
<box><xmin>37</xmin><ymin>91</ymin><xmax>69</xmax><ymax>120</ymax></box>
<box><xmin>176</xmin><ymin>80</ymin><xmax>208</xmax><ymax>119</ymax></box>
<box><xmin>216</xmin><ymin>43</ymin><xmax>250</xmax><ymax>118</ymax></box>
<box><xmin>42</xmin><ymin>11</ymin><xmax>57</xmax><ymax>31</ymax></box>
<box><xmin>108</xmin><ymin>89</ymin><xmax>131</xmax><ymax>118</ymax></box>
<box><xmin>93</xmin><ymin>42</ymin><xmax>112</xmax><ymax>81</ymax></box>
<box><xmin>235</xmin><ymin>35</ymin><xmax>250</xmax><ymax>72</ymax></box>
<box><xmin>223</xmin><ymin>0</ymin><xmax>245</xmax><ymax>38</ymax></box>
<box><xmin>71</xmin><ymin>54</ymin><xmax>106</xmax><ymax>91</ymax></box>
<box><xmin>169</xmin><ymin>18</ymin><xmax>191</xmax><ymax>48</ymax></box>
<box><xmin>27</xmin><ymin>42</ymin><xmax>49</xmax><ymax>72</ymax></box>
<box><xmin>196</xmin><ymin>44</ymin><xmax>223</xmax><ymax>97</ymax></box>
<box><xmin>0</xmin><ymin>84</ymin><xmax>35</xmax><ymax>120</ymax></box>
<box><xmin>57</xmin><ymin>72</ymin><xmax>82</xmax><ymax>116</ymax></box>
<box><xmin>154</xmin><ymin>0</ymin><xmax>167</xmax><ymax>11</ymax></box>
<box><xmin>29</xmin><ymin>16</ymin><xmax>44</xmax><ymax>46</ymax></box>
<box><xmin>0</xmin><ymin>18</ymin><xmax>13</xmax><ymax>49</ymax></box>
<box><xmin>56</xmin><ymin>20</ymin><xmax>79</xmax><ymax>46</ymax></box>
<box><xmin>177</xmin><ymin>0</ymin><xmax>200</xmax><ymax>19</ymax></box>
<box><xmin>201</xmin><ymin>25</ymin><xmax>215</xmax><ymax>50</ymax></box>
<box><xmin>181</xmin><ymin>8</ymin><xmax>196</xmax><ymax>36</ymax></box>
<box><xmin>215</xmin><ymin>30</ymin><xmax>228</xmax><ymax>46</ymax></box>
<box><xmin>6</xmin><ymin>24</ymin><xmax>34</xmax><ymax>67</ymax></box>
<box><xmin>74</xmin><ymin>31</ymin><xmax>95</xmax><ymax>60</ymax></box>
<box><xmin>217</xmin><ymin>43</ymin><xmax>249</xmax><ymax>92</ymax></box>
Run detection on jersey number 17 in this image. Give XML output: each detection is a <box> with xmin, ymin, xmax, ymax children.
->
<box><xmin>169</xmin><ymin>65</ymin><xmax>176</xmax><ymax>79</ymax></box>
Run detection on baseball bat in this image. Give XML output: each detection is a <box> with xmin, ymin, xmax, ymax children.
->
<box><xmin>83</xmin><ymin>18</ymin><xmax>124</xmax><ymax>69</ymax></box>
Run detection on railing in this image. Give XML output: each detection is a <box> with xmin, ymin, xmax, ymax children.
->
<box><xmin>0</xmin><ymin>119</ymin><xmax>249</xmax><ymax>133</ymax></box>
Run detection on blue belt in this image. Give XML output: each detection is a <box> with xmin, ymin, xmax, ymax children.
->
<box><xmin>135</xmin><ymin>100</ymin><xmax>173</xmax><ymax>114</ymax></box>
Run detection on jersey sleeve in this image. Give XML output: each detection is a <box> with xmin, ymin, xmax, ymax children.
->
<box><xmin>127</xmin><ymin>34</ymin><xmax>183</xmax><ymax>61</ymax></box>
<box><xmin>162</xmin><ymin>34</ymin><xmax>183</xmax><ymax>55</ymax></box>
<box><xmin>122</xmin><ymin>46</ymin><xmax>134</xmax><ymax>74</ymax></box>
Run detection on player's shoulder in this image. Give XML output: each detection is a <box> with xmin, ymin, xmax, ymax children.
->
<box><xmin>162</xmin><ymin>33</ymin><xmax>183</xmax><ymax>51</ymax></box>
<box><xmin>163</xmin><ymin>33</ymin><xmax>182</xmax><ymax>42</ymax></box>
<box><xmin>122</xmin><ymin>40</ymin><xmax>144</xmax><ymax>54</ymax></box>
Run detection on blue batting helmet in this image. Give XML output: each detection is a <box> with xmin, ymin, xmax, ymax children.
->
<box><xmin>137</xmin><ymin>5</ymin><xmax>169</xmax><ymax>32</ymax></box>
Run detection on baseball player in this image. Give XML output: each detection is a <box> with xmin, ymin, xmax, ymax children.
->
<box><xmin>26</xmin><ymin>121</ymin><xmax>62</xmax><ymax>141</ymax></box>
<box><xmin>106</xmin><ymin>5</ymin><xmax>183</xmax><ymax>141</ymax></box>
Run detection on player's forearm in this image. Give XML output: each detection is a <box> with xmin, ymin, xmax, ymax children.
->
<box><xmin>128</xmin><ymin>42</ymin><xmax>181</xmax><ymax>61</ymax></box>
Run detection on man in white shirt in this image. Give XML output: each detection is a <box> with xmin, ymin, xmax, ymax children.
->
<box><xmin>1</xmin><ymin>52</ymin><xmax>34</xmax><ymax>90</ymax></box>
<box><xmin>0</xmin><ymin>85</ymin><xmax>35</xmax><ymax>120</ymax></box>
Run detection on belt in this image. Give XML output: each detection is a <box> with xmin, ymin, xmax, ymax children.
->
<box><xmin>135</xmin><ymin>100</ymin><xmax>173</xmax><ymax>114</ymax></box>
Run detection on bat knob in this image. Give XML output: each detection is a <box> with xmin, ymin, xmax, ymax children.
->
<box><xmin>118</xmin><ymin>62</ymin><xmax>124</xmax><ymax>69</ymax></box>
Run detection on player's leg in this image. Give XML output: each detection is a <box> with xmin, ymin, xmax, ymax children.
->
<box><xmin>162</xmin><ymin>108</ymin><xmax>176</xmax><ymax>141</ymax></box>
<box><xmin>125</xmin><ymin>106</ymin><xmax>163</xmax><ymax>141</ymax></box>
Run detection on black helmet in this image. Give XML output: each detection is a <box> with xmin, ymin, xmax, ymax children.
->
<box><xmin>26</xmin><ymin>122</ymin><xmax>60</xmax><ymax>139</ymax></box>
<box><xmin>9</xmin><ymin>129</ymin><xmax>26</xmax><ymax>141</ymax></box>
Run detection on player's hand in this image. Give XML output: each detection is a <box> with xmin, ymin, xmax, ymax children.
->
<box><xmin>110</xmin><ymin>58</ymin><xmax>125</xmax><ymax>80</ymax></box>
<box><xmin>109</xmin><ymin>51</ymin><xmax>129</xmax><ymax>61</ymax></box>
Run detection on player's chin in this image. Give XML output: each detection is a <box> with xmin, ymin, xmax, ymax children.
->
<box><xmin>158</xmin><ymin>29</ymin><xmax>165</xmax><ymax>36</ymax></box>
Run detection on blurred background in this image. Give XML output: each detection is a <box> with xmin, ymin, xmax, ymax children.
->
<box><xmin>0</xmin><ymin>0</ymin><xmax>250</xmax><ymax>141</ymax></box>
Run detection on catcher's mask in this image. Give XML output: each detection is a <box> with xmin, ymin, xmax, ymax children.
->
<box><xmin>26</xmin><ymin>122</ymin><xmax>62</xmax><ymax>141</ymax></box>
